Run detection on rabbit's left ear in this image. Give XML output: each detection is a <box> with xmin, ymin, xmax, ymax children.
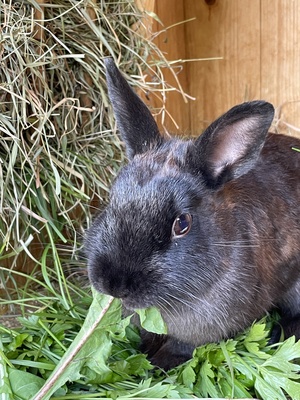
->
<box><xmin>187</xmin><ymin>101</ymin><xmax>274</xmax><ymax>187</ymax></box>
<box><xmin>104</xmin><ymin>58</ymin><xmax>163</xmax><ymax>159</ymax></box>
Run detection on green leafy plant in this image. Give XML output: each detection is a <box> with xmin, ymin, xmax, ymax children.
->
<box><xmin>176</xmin><ymin>320</ymin><xmax>300</xmax><ymax>399</ymax></box>
<box><xmin>1</xmin><ymin>283</ymin><xmax>300</xmax><ymax>399</ymax></box>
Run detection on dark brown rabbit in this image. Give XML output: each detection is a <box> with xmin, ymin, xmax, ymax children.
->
<box><xmin>86</xmin><ymin>58</ymin><xmax>300</xmax><ymax>370</ymax></box>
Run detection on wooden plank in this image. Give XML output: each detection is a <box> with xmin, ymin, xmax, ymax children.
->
<box><xmin>184</xmin><ymin>0</ymin><xmax>261</xmax><ymax>134</ymax></box>
<box><xmin>151</xmin><ymin>0</ymin><xmax>190</xmax><ymax>133</ymax></box>
<box><xmin>261</xmin><ymin>1</ymin><xmax>300</xmax><ymax>136</ymax></box>
<box><xmin>140</xmin><ymin>0</ymin><xmax>300</xmax><ymax>136</ymax></box>
<box><xmin>138</xmin><ymin>0</ymin><xmax>190</xmax><ymax>133</ymax></box>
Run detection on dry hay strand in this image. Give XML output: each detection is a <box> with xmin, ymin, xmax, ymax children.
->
<box><xmin>0</xmin><ymin>0</ymin><xmax>187</xmax><ymax>293</ymax></box>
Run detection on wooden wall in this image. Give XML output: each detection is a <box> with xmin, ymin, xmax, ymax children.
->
<box><xmin>141</xmin><ymin>0</ymin><xmax>300</xmax><ymax>137</ymax></box>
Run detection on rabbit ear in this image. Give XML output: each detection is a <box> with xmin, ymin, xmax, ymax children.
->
<box><xmin>104</xmin><ymin>58</ymin><xmax>162</xmax><ymax>158</ymax></box>
<box><xmin>189</xmin><ymin>101</ymin><xmax>275</xmax><ymax>187</ymax></box>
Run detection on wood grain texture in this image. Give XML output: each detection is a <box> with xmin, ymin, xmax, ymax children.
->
<box><xmin>141</xmin><ymin>0</ymin><xmax>300</xmax><ymax>136</ymax></box>
<box><xmin>261</xmin><ymin>1</ymin><xmax>300</xmax><ymax>135</ymax></box>
<box><xmin>137</xmin><ymin>0</ymin><xmax>190</xmax><ymax>133</ymax></box>
<box><xmin>151</xmin><ymin>0</ymin><xmax>190</xmax><ymax>133</ymax></box>
<box><xmin>155</xmin><ymin>0</ymin><xmax>188</xmax><ymax>133</ymax></box>
<box><xmin>184</xmin><ymin>0</ymin><xmax>261</xmax><ymax>134</ymax></box>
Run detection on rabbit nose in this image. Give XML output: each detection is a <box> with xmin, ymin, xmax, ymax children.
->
<box><xmin>110</xmin><ymin>287</ymin><xmax>130</xmax><ymax>299</ymax></box>
<box><xmin>104</xmin><ymin>277</ymin><xmax>130</xmax><ymax>299</ymax></box>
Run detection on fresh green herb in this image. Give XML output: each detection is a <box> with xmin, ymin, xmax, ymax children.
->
<box><xmin>2</xmin><ymin>291</ymin><xmax>300</xmax><ymax>399</ymax></box>
<box><xmin>136</xmin><ymin>307</ymin><xmax>168</xmax><ymax>335</ymax></box>
<box><xmin>175</xmin><ymin>320</ymin><xmax>300</xmax><ymax>400</ymax></box>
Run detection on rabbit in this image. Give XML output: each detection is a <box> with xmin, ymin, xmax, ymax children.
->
<box><xmin>86</xmin><ymin>58</ymin><xmax>300</xmax><ymax>370</ymax></box>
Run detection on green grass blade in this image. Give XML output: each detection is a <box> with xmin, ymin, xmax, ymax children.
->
<box><xmin>32</xmin><ymin>293</ymin><xmax>116</xmax><ymax>400</ymax></box>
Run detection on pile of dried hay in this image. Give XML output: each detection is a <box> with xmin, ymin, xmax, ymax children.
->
<box><xmin>0</xmin><ymin>0</ymin><xmax>186</xmax><ymax>296</ymax></box>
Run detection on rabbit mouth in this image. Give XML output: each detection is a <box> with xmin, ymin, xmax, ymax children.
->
<box><xmin>121</xmin><ymin>297</ymin><xmax>154</xmax><ymax>311</ymax></box>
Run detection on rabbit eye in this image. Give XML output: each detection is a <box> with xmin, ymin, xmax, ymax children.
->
<box><xmin>172</xmin><ymin>213</ymin><xmax>192</xmax><ymax>238</ymax></box>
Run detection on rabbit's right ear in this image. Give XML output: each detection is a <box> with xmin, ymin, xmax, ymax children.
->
<box><xmin>187</xmin><ymin>101</ymin><xmax>275</xmax><ymax>187</ymax></box>
<box><xmin>104</xmin><ymin>58</ymin><xmax>163</xmax><ymax>159</ymax></box>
